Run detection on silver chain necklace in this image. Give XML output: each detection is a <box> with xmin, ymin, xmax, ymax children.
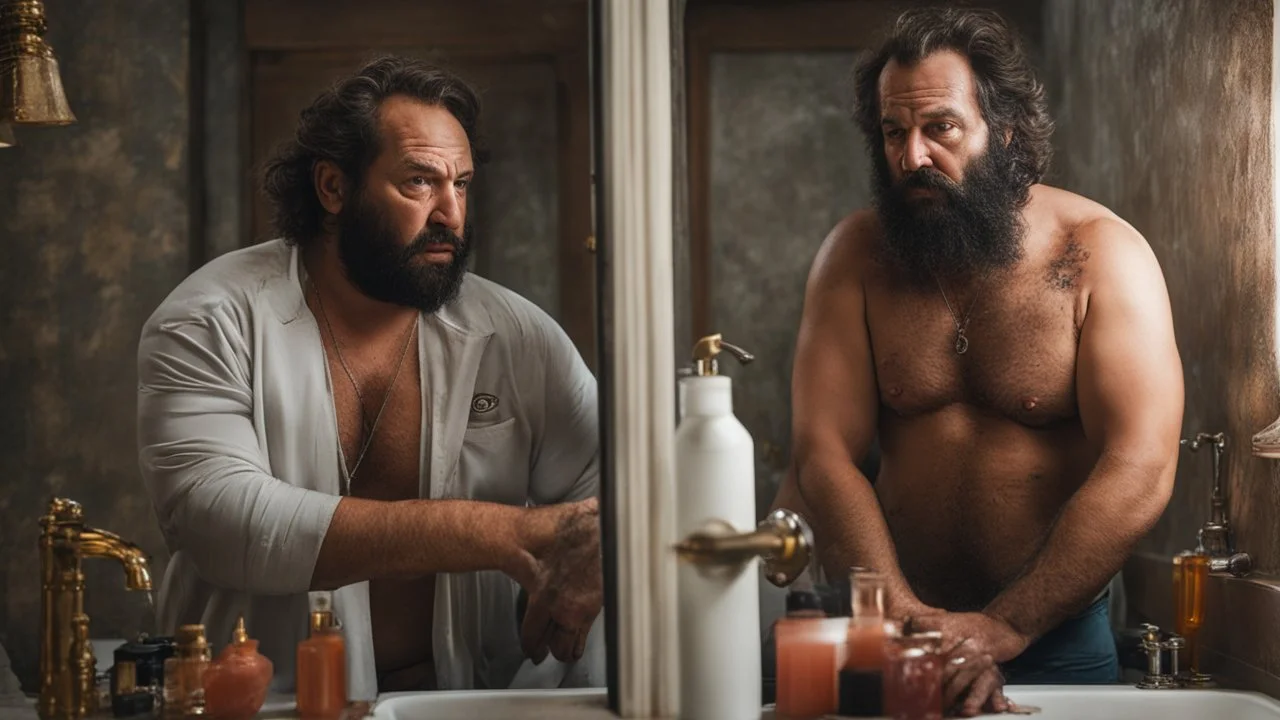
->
<box><xmin>934</xmin><ymin>273</ymin><xmax>990</xmax><ymax>355</ymax></box>
<box><xmin>311</xmin><ymin>280</ymin><xmax>418</xmax><ymax>482</ymax></box>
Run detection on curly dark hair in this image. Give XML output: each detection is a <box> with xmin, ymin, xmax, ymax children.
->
<box><xmin>853</xmin><ymin>6</ymin><xmax>1053</xmax><ymax>197</ymax></box>
<box><xmin>261</xmin><ymin>56</ymin><xmax>488</xmax><ymax>247</ymax></box>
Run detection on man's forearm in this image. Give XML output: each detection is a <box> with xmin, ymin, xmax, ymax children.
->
<box><xmin>796</xmin><ymin>460</ymin><xmax>920</xmax><ymax>613</ymax></box>
<box><xmin>984</xmin><ymin>455</ymin><xmax>1172</xmax><ymax>644</ymax></box>
<box><xmin>311</xmin><ymin>497</ymin><xmax>544</xmax><ymax>591</ymax></box>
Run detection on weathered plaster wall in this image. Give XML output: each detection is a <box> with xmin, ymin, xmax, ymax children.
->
<box><xmin>1042</xmin><ymin>0</ymin><xmax>1279</xmax><ymax>573</ymax></box>
<box><xmin>0</xmin><ymin>0</ymin><xmax>189</xmax><ymax>691</ymax></box>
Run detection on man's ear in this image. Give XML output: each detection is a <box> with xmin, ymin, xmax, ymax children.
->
<box><xmin>314</xmin><ymin>160</ymin><xmax>349</xmax><ymax>215</ymax></box>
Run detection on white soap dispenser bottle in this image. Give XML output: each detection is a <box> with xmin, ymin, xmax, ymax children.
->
<box><xmin>675</xmin><ymin>333</ymin><xmax>760</xmax><ymax>720</ymax></box>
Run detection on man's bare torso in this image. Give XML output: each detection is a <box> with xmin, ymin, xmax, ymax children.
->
<box><xmin>315</xmin><ymin>304</ymin><xmax>437</xmax><ymax>692</ymax></box>
<box><xmin>861</xmin><ymin>185</ymin><xmax>1121</xmax><ymax>610</ymax></box>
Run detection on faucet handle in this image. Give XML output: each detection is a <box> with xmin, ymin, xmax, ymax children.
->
<box><xmin>1163</xmin><ymin>634</ymin><xmax>1186</xmax><ymax>679</ymax></box>
<box><xmin>1141</xmin><ymin>623</ymin><xmax>1161</xmax><ymax>642</ymax></box>
<box><xmin>1182</xmin><ymin>432</ymin><xmax>1227</xmax><ymax>451</ymax></box>
<box><xmin>1209</xmin><ymin>552</ymin><xmax>1253</xmax><ymax>577</ymax></box>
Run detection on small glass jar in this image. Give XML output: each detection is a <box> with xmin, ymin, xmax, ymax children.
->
<box><xmin>775</xmin><ymin>616</ymin><xmax>848</xmax><ymax>720</ymax></box>
<box><xmin>163</xmin><ymin>624</ymin><xmax>211</xmax><ymax>718</ymax></box>
<box><xmin>883</xmin><ymin>632</ymin><xmax>943</xmax><ymax>720</ymax></box>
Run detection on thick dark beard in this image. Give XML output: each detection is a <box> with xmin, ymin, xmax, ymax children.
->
<box><xmin>336</xmin><ymin>193</ymin><xmax>475</xmax><ymax>314</ymax></box>
<box><xmin>872</xmin><ymin>139</ymin><xmax>1028</xmax><ymax>282</ymax></box>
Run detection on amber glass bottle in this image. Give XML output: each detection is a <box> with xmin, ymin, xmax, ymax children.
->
<box><xmin>296</xmin><ymin>593</ymin><xmax>347</xmax><ymax>719</ymax></box>
<box><xmin>1173</xmin><ymin>550</ymin><xmax>1209</xmax><ymax>677</ymax></box>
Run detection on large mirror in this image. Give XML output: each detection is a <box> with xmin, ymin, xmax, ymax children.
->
<box><xmin>0</xmin><ymin>0</ymin><xmax>1274</xmax><ymax>715</ymax></box>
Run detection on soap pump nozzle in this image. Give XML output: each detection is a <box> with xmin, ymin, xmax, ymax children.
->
<box><xmin>692</xmin><ymin>333</ymin><xmax>754</xmax><ymax>376</ymax></box>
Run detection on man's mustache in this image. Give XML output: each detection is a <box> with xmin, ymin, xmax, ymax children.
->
<box><xmin>406</xmin><ymin>226</ymin><xmax>465</xmax><ymax>254</ymax></box>
<box><xmin>897</xmin><ymin>167</ymin><xmax>959</xmax><ymax>192</ymax></box>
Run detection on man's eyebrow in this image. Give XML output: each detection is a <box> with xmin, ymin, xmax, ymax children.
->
<box><xmin>920</xmin><ymin>107</ymin><xmax>963</xmax><ymax>121</ymax></box>
<box><xmin>402</xmin><ymin>158</ymin><xmax>445</xmax><ymax>174</ymax></box>
<box><xmin>881</xmin><ymin>108</ymin><xmax>964</xmax><ymax>126</ymax></box>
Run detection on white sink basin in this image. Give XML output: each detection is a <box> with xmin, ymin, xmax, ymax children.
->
<box><xmin>997</xmin><ymin>685</ymin><xmax>1280</xmax><ymax>720</ymax></box>
<box><xmin>368</xmin><ymin>685</ymin><xmax>1280</xmax><ymax>719</ymax></box>
<box><xmin>372</xmin><ymin>688</ymin><xmax>608</xmax><ymax>719</ymax></box>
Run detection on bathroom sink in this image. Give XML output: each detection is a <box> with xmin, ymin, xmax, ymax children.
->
<box><xmin>991</xmin><ymin>685</ymin><xmax>1280</xmax><ymax>720</ymax></box>
<box><xmin>367</xmin><ymin>684</ymin><xmax>1280</xmax><ymax>719</ymax></box>
<box><xmin>371</xmin><ymin>688</ymin><xmax>608</xmax><ymax>719</ymax></box>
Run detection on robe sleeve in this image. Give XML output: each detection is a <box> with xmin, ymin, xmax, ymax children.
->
<box><xmin>136</xmin><ymin>299</ymin><xmax>341</xmax><ymax>595</ymax></box>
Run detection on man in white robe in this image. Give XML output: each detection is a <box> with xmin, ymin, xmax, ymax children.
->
<box><xmin>136</xmin><ymin>56</ymin><xmax>604</xmax><ymax>700</ymax></box>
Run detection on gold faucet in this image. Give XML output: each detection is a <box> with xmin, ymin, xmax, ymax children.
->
<box><xmin>38</xmin><ymin>497</ymin><xmax>152</xmax><ymax>720</ymax></box>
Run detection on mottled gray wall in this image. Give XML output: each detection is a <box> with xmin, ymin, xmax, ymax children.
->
<box><xmin>707</xmin><ymin>52</ymin><xmax>868</xmax><ymax>514</ymax></box>
<box><xmin>1041</xmin><ymin>0</ymin><xmax>1279</xmax><ymax>570</ymax></box>
<box><xmin>469</xmin><ymin>62</ymin><xmax>562</xmax><ymax>321</ymax></box>
<box><xmin>0</xmin><ymin>0</ymin><xmax>187</xmax><ymax>691</ymax></box>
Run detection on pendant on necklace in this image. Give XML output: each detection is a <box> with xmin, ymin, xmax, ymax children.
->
<box><xmin>955</xmin><ymin>329</ymin><xmax>969</xmax><ymax>355</ymax></box>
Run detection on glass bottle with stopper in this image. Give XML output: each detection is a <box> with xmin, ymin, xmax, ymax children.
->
<box><xmin>202</xmin><ymin>616</ymin><xmax>274</xmax><ymax>719</ymax></box>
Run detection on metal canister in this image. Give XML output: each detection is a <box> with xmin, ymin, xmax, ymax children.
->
<box><xmin>111</xmin><ymin>635</ymin><xmax>175</xmax><ymax>716</ymax></box>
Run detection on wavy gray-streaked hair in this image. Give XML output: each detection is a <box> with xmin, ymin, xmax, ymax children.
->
<box><xmin>854</xmin><ymin>7</ymin><xmax>1053</xmax><ymax>200</ymax></box>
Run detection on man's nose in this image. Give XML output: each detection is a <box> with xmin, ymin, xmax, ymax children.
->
<box><xmin>902</xmin><ymin>130</ymin><xmax>934</xmax><ymax>173</ymax></box>
<box><xmin>429</xmin><ymin>185</ymin><xmax>464</xmax><ymax>229</ymax></box>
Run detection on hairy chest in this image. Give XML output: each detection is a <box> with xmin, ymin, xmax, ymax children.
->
<box><xmin>867</xmin><ymin>280</ymin><xmax>1084</xmax><ymax>426</ymax></box>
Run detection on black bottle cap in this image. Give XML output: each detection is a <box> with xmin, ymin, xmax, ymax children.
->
<box><xmin>786</xmin><ymin>589</ymin><xmax>824</xmax><ymax>615</ymax></box>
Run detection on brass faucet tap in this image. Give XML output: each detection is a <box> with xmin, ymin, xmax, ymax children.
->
<box><xmin>675</xmin><ymin>508</ymin><xmax>813</xmax><ymax>587</ymax></box>
<box><xmin>38</xmin><ymin>497</ymin><xmax>152</xmax><ymax>720</ymax></box>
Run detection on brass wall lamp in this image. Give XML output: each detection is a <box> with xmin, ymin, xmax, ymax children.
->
<box><xmin>0</xmin><ymin>0</ymin><xmax>76</xmax><ymax>147</ymax></box>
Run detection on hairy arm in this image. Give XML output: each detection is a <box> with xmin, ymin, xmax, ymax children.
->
<box><xmin>313</xmin><ymin>498</ymin><xmax>550</xmax><ymax>591</ymax></box>
<box><xmin>983</xmin><ymin>218</ymin><xmax>1184</xmax><ymax>647</ymax></box>
<box><xmin>790</xmin><ymin>213</ymin><xmax>922</xmax><ymax>611</ymax></box>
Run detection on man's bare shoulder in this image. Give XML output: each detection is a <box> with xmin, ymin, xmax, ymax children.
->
<box><xmin>810</xmin><ymin>209</ymin><xmax>883</xmax><ymax>284</ymax></box>
<box><xmin>1032</xmin><ymin>185</ymin><xmax>1163</xmax><ymax>298</ymax></box>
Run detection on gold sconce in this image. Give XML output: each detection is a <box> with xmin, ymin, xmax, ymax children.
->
<box><xmin>0</xmin><ymin>0</ymin><xmax>75</xmax><ymax>145</ymax></box>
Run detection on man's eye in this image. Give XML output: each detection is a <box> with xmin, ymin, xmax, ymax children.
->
<box><xmin>410</xmin><ymin>176</ymin><xmax>428</xmax><ymax>186</ymax></box>
<box><xmin>885</xmin><ymin>129</ymin><xmax>905</xmax><ymax>140</ymax></box>
<box><xmin>932</xmin><ymin>123</ymin><xmax>955</xmax><ymax>133</ymax></box>
<box><xmin>456</xmin><ymin>180</ymin><xmax>469</xmax><ymax>190</ymax></box>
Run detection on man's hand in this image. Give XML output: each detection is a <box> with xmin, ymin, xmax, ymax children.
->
<box><xmin>908</xmin><ymin>611</ymin><xmax>1030</xmax><ymax>664</ymax></box>
<box><xmin>938</xmin><ymin>638</ymin><xmax>1010</xmax><ymax>717</ymax></box>
<box><xmin>516</xmin><ymin>498</ymin><xmax>603</xmax><ymax>664</ymax></box>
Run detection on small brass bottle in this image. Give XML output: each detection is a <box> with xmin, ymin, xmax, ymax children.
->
<box><xmin>163</xmin><ymin>624</ymin><xmax>211</xmax><ymax>718</ymax></box>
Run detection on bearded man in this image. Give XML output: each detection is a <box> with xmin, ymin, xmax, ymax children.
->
<box><xmin>136</xmin><ymin>57</ymin><xmax>603</xmax><ymax>699</ymax></box>
<box><xmin>775</xmin><ymin>7</ymin><xmax>1183</xmax><ymax>715</ymax></box>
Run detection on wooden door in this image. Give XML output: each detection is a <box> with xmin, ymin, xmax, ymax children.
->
<box><xmin>243</xmin><ymin>0</ymin><xmax>596</xmax><ymax>367</ymax></box>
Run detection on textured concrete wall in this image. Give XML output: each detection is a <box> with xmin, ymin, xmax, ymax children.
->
<box><xmin>468</xmin><ymin>62</ymin><xmax>562</xmax><ymax>321</ymax></box>
<box><xmin>0</xmin><ymin>0</ymin><xmax>188</xmax><ymax>691</ymax></box>
<box><xmin>1041</xmin><ymin>0</ymin><xmax>1280</xmax><ymax>572</ymax></box>
<box><xmin>707</xmin><ymin>51</ymin><xmax>867</xmax><ymax>514</ymax></box>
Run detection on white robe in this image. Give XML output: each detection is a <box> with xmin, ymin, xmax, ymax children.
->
<box><xmin>136</xmin><ymin>239</ymin><xmax>604</xmax><ymax>700</ymax></box>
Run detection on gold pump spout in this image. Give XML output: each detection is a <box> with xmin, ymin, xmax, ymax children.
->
<box><xmin>38</xmin><ymin>498</ymin><xmax>152</xmax><ymax>720</ymax></box>
<box><xmin>691</xmin><ymin>333</ymin><xmax>754</xmax><ymax>377</ymax></box>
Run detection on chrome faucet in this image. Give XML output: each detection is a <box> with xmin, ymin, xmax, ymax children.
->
<box><xmin>1136</xmin><ymin>624</ymin><xmax>1186</xmax><ymax>689</ymax></box>
<box><xmin>1181</xmin><ymin>432</ymin><xmax>1252</xmax><ymax>576</ymax></box>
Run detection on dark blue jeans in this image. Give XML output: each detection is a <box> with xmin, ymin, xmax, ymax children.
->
<box><xmin>1000</xmin><ymin>593</ymin><xmax>1119</xmax><ymax>684</ymax></box>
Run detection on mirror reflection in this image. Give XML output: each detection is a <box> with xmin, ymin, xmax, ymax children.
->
<box><xmin>0</xmin><ymin>0</ymin><xmax>1275</xmax><ymax>717</ymax></box>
